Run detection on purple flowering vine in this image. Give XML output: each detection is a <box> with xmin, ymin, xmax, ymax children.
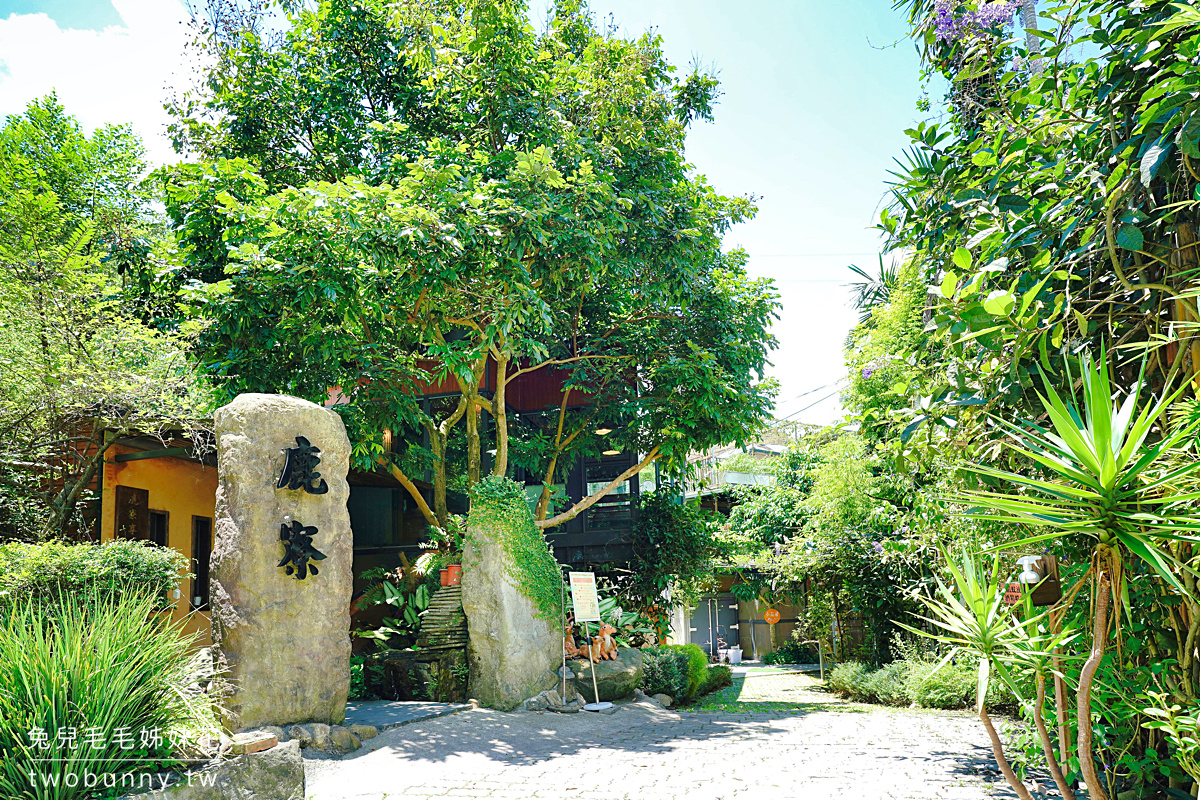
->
<box><xmin>934</xmin><ymin>0</ymin><xmax>1020</xmax><ymax>43</ymax></box>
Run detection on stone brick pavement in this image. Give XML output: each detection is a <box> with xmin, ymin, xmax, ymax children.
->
<box><xmin>305</xmin><ymin>668</ymin><xmax>1026</xmax><ymax>800</ymax></box>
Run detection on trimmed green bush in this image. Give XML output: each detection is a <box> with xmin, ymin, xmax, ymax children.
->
<box><xmin>763</xmin><ymin>640</ymin><xmax>817</xmax><ymax>665</ymax></box>
<box><xmin>0</xmin><ymin>591</ymin><xmax>215</xmax><ymax>799</ymax></box>
<box><xmin>698</xmin><ymin>664</ymin><xmax>732</xmax><ymax>696</ymax></box>
<box><xmin>0</xmin><ymin>539</ymin><xmax>190</xmax><ymax>610</ymax></box>
<box><xmin>905</xmin><ymin>661</ymin><xmax>975</xmax><ymax>709</ymax></box>
<box><xmin>828</xmin><ymin>660</ymin><xmax>872</xmax><ymax>701</ymax></box>
<box><xmin>667</xmin><ymin>643</ymin><xmax>709</xmax><ymax>700</ymax></box>
<box><xmin>865</xmin><ymin>660</ymin><xmax>911</xmax><ymax>706</ymax></box>
<box><xmin>640</xmin><ymin>646</ymin><xmax>689</xmax><ymax>699</ymax></box>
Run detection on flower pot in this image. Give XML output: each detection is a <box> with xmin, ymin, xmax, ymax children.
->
<box><xmin>446</xmin><ymin>564</ymin><xmax>462</xmax><ymax>586</ymax></box>
<box><xmin>440</xmin><ymin>568</ymin><xmax>450</xmax><ymax>587</ymax></box>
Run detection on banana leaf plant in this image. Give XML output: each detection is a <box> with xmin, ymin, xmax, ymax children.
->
<box><xmin>899</xmin><ymin>549</ymin><xmax>1035</xmax><ymax>800</ymax></box>
<box><xmin>955</xmin><ymin>349</ymin><xmax>1200</xmax><ymax>800</ymax></box>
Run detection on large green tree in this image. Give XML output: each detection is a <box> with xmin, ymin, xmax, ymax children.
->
<box><xmin>0</xmin><ymin>97</ymin><xmax>212</xmax><ymax>541</ymax></box>
<box><xmin>161</xmin><ymin>0</ymin><xmax>778</xmax><ymax>529</ymax></box>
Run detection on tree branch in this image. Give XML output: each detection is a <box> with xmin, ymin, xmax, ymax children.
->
<box><xmin>536</xmin><ymin>447</ymin><xmax>659</xmax><ymax>530</ymax></box>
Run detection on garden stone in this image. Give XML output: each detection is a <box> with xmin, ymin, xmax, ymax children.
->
<box><xmin>310</xmin><ymin>723</ymin><xmax>333</xmax><ymax>752</ymax></box>
<box><xmin>210</xmin><ymin>393</ymin><xmax>353</xmax><ymax>731</ymax></box>
<box><xmin>461</xmin><ymin>494</ymin><xmax>560</xmax><ymax>711</ymax></box>
<box><xmin>653</xmin><ymin>694</ymin><xmax>673</xmax><ymax>708</ymax></box>
<box><xmin>567</xmin><ymin>648</ymin><xmax>644</xmax><ymax>702</ymax></box>
<box><xmin>119</xmin><ymin>739</ymin><xmax>304</xmax><ymax>800</ymax></box>
<box><xmin>260</xmin><ymin>725</ymin><xmax>288</xmax><ymax>742</ymax></box>
<box><xmin>230</xmin><ymin>730</ymin><xmax>277</xmax><ymax>754</ymax></box>
<box><xmin>523</xmin><ymin>694</ymin><xmax>550</xmax><ymax>711</ymax></box>
<box><xmin>347</xmin><ymin>724</ymin><xmax>379</xmax><ymax>740</ymax></box>
<box><xmin>286</xmin><ymin>724</ymin><xmax>313</xmax><ymax>748</ymax></box>
<box><xmin>328</xmin><ymin>726</ymin><xmax>362</xmax><ymax>754</ymax></box>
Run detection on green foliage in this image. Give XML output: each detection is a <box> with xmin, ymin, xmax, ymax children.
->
<box><xmin>904</xmin><ymin>661</ymin><xmax>977</xmax><ymax>710</ymax></box>
<box><xmin>725</xmin><ymin>431</ymin><xmax>916</xmax><ymax>665</ymax></box>
<box><xmin>348</xmin><ymin>655</ymin><xmax>384</xmax><ymax>701</ymax></box>
<box><xmin>828</xmin><ymin>661</ymin><xmax>872</xmax><ymax>701</ymax></box>
<box><xmin>827</xmin><ymin>657</ymin><xmax>987</xmax><ymax>710</ymax></box>
<box><xmin>0</xmin><ymin>591</ymin><xmax>214</xmax><ymax>800</ymax></box>
<box><xmin>667</xmin><ymin>643</ymin><xmax>709</xmax><ymax>700</ymax></box>
<box><xmin>162</xmin><ymin>0</ymin><xmax>777</xmax><ymax>530</ymax></box>
<box><xmin>697</xmin><ymin>664</ymin><xmax>733</xmax><ymax>697</ymax></box>
<box><xmin>0</xmin><ymin>539</ymin><xmax>190</xmax><ymax>611</ymax></box>
<box><xmin>468</xmin><ymin>476</ymin><xmax>562</xmax><ymax>622</ymax></box>
<box><xmin>639</xmin><ymin>646</ymin><xmax>690</xmax><ymax>700</ymax></box>
<box><xmin>958</xmin><ymin>350</ymin><xmax>1200</xmax><ymax>592</ymax></box>
<box><xmin>624</xmin><ymin>492</ymin><xmax>720</xmax><ymax>612</ymax></box>
<box><xmin>763</xmin><ymin>639</ymin><xmax>818</xmax><ymax>665</ymax></box>
<box><xmin>865</xmin><ymin>660</ymin><xmax>912</xmax><ymax>706</ymax></box>
<box><xmin>0</xmin><ymin>96</ymin><xmax>213</xmax><ymax>540</ymax></box>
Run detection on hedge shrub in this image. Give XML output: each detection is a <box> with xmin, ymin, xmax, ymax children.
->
<box><xmin>828</xmin><ymin>658</ymin><xmax>1018</xmax><ymax>711</ymax></box>
<box><xmin>640</xmin><ymin>647</ymin><xmax>689</xmax><ymax>699</ymax></box>
<box><xmin>698</xmin><ymin>664</ymin><xmax>732</xmax><ymax>696</ymax></box>
<box><xmin>763</xmin><ymin>640</ymin><xmax>817</xmax><ymax>665</ymax></box>
<box><xmin>667</xmin><ymin>643</ymin><xmax>709</xmax><ymax>700</ymax></box>
<box><xmin>0</xmin><ymin>539</ymin><xmax>190</xmax><ymax>610</ymax></box>
<box><xmin>865</xmin><ymin>660</ymin><xmax>911</xmax><ymax>706</ymax></box>
<box><xmin>828</xmin><ymin>661</ymin><xmax>872</xmax><ymax>701</ymax></box>
<box><xmin>905</xmin><ymin>661</ymin><xmax>975</xmax><ymax>709</ymax></box>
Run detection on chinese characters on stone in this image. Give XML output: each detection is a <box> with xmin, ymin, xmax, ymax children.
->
<box><xmin>276</xmin><ymin>436</ymin><xmax>329</xmax><ymax>494</ymax></box>
<box><xmin>275</xmin><ymin>435</ymin><xmax>329</xmax><ymax>580</ymax></box>
<box><xmin>277</xmin><ymin>520</ymin><xmax>326</xmax><ymax>579</ymax></box>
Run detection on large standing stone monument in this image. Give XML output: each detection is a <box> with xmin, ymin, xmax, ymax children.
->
<box><xmin>461</xmin><ymin>478</ymin><xmax>562</xmax><ymax>710</ymax></box>
<box><xmin>211</xmin><ymin>393</ymin><xmax>353</xmax><ymax>731</ymax></box>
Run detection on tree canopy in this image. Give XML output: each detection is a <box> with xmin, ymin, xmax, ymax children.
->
<box><xmin>157</xmin><ymin>0</ymin><xmax>778</xmax><ymax>529</ymax></box>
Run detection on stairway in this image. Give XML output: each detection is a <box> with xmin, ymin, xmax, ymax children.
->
<box><xmin>416</xmin><ymin>585</ymin><xmax>468</xmax><ymax>653</ymax></box>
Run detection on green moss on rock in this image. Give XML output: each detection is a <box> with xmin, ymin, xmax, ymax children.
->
<box><xmin>468</xmin><ymin>476</ymin><xmax>563</xmax><ymax>622</ymax></box>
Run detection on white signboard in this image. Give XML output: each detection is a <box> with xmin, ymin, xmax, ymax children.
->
<box><xmin>569</xmin><ymin>571</ymin><xmax>601</xmax><ymax>622</ymax></box>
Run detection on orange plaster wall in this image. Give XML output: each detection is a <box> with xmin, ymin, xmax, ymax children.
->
<box><xmin>101</xmin><ymin>445</ymin><xmax>218</xmax><ymax>646</ymax></box>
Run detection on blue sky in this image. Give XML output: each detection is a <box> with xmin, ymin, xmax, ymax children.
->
<box><xmin>0</xmin><ymin>0</ymin><xmax>927</xmax><ymax>425</ymax></box>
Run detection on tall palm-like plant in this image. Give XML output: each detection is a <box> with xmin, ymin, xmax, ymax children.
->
<box><xmin>901</xmin><ymin>550</ymin><xmax>1034</xmax><ymax>800</ymax></box>
<box><xmin>957</xmin><ymin>350</ymin><xmax>1200</xmax><ymax>800</ymax></box>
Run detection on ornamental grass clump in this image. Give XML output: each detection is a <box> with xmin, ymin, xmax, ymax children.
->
<box><xmin>0</xmin><ymin>591</ymin><xmax>212</xmax><ymax>800</ymax></box>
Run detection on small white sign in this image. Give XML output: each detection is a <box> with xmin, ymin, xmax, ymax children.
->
<box><xmin>569</xmin><ymin>571</ymin><xmax>601</xmax><ymax>622</ymax></box>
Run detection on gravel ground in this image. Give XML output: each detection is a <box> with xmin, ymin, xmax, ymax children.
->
<box><xmin>305</xmin><ymin>668</ymin><xmax>1031</xmax><ymax>800</ymax></box>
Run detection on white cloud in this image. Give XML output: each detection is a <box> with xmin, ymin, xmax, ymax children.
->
<box><xmin>0</xmin><ymin>0</ymin><xmax>193</xmax><ymax>167</ymax></box>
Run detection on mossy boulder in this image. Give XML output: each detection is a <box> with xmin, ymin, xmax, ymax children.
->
<box><xmin>569</xmin><ymin>648</ymin><xmax>643</xmax><ymax>702</ymax></box>
<box><xmin>462</xmin><ymin>477</ymin><xmax>562</xmax><ymax>710</ymax></box>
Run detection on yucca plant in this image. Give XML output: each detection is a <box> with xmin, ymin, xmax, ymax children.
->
<box><xmin>1005</xmin><ymin>597</ymin><xmax>1079</xmax><ymax>800</ymax></box>
<box><xmin>0</xmin><ymin>591</ymin><xmax>212</xmax><ymax>800</ymax></box>
<box><xmin>900</xmin><ymin>549</ymin><xmax>1034</xmax><ymax>800</ymax></box>
<box><xmin>956</xmin><ymin>350</ymin><xmax>1200</xmax><ymax>800</ymax></box>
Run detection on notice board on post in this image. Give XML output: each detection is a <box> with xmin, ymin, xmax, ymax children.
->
<box><xmin>569</xmin><ymin>571</ymin><xmax>601</xmax><ymax>622</ymax></box>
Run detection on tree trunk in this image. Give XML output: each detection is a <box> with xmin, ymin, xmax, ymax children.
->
<box><xmin>535</xmin><ymin>447</ymin><xmax>658</xmax><ymax>529</ymax></box>
<box><xmin>979</xmin><ymin>702</ymin><xmax>1035</xmax><ymax>800</ymax></box>
<box><xmin>1077</xmin><ymin>573</ymin><xmax>1112</xmax><ymax>800</ymax></box>
<box><xmin>427</xmin><ymin>425</ymin><xmax>449</xmax><ymax>529</ymax></box>
<box><xmin>43</xmin><ymin>428</ymin><xmax>110</xmax><ymax>540</ymax></box>
<box><xmin>464</xmin><ymin>389</ymin><xmax>481</xmax><ymax>487</ymax></box>
<box><xmin>1035</xmin><ymin>672</ymin><xmax>1076</xmax><ymax>800</ymax></box>
<box><xmin>493</xmin><ymin>352</ymin><xmax>509</xmax><ymax>477</ymax></box>
<box><xmin>1052</xmin><ymin>613</ymin><xmax>1073</xmax><ymax>766</ymax></box>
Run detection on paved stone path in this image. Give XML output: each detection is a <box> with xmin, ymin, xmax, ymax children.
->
<box><xmin>306</xmin><ymin>668</ymin><xmax>1026</xmax><ymax>800</ymax></box>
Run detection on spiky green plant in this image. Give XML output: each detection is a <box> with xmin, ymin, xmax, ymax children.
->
<box><xmin>900</xmin><ymin>549</ymin><xmax>1033</xmax><ymax>800</ymax></box>
<box><xmin>955</xmin><ymin>350</ymin><xmax>1200</xmax><ymax>800</ymax></box>
<box><xmin>0</xmin><ymin>591</ymin><xmax>212</xmax><ymax>800</ymax></box>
